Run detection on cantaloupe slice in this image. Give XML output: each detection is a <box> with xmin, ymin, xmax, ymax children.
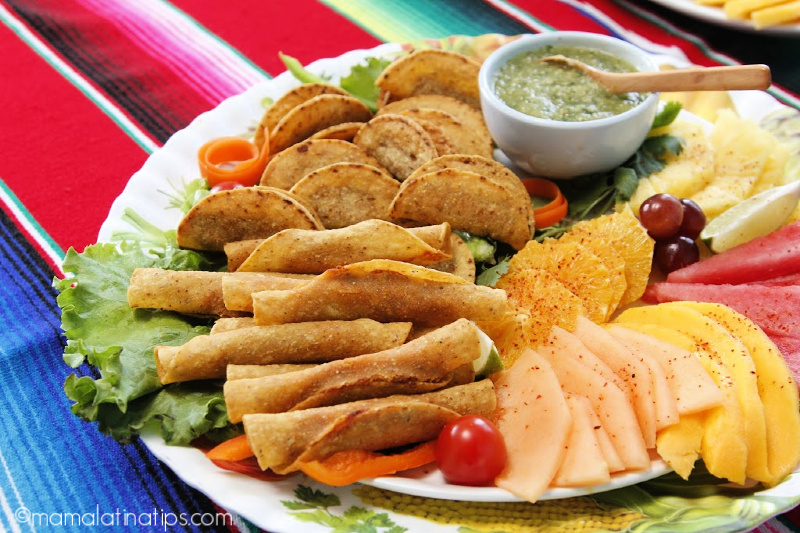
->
<box><xmin>546</xmin><ymin>326</ymin><xmax>630</xmax><ymax>396</ymax></box>
<box><xmin>605</xmin><ymin>324</ymin><xmax>723</xmax><ymax>416</ymax></box>
<box><xmin>536</xmin><ymin>335</ymin><xmax>650</xmax><ymax>471</ymax></box>
<box><xmin>493</xmin><ymin>348</ymin><xmax>573</xmax><ymax>502</ymax></box>
<box><xmin>679</xmin><ymin>302</ymin><xmax>800</xmax><ymax>487</ymax></box>
<box><xmin>614</xmin><ymin>308</ymin><xmax>761</xmax><ymax>485</ymax></box>
<box><xmin>573</xmin><ymin>317</ymin><xmax>657</xmax><ymax>449</ymax></box>
<box><xmin>605</xmin><ymin>327</ymin><xmax>680</xmax><ymax>432</ymax></box>
<box><xmin>585</xmin><ymin>398</ymin><xmax>626</xmax><ymax>473</ymax></box>
<box><xmin>552</xmin><ymin>394</ymin><xmax>611</xmax><ymax>487</ymax></box>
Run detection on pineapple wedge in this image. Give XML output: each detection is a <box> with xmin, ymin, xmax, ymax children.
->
<box><xmin>690</xmin><ymin>110</ymin><xmax>774</xmax><ymax>219</ymax></box>
<box><xmin>630</xmin><ymin>119</ymin><xmax>714</xmax><ymax>213</ymax></box>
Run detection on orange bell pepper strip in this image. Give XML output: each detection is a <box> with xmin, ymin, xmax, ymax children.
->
<box><xmin>522</xmin><ymin>178</ymin><xmax>568</xmax><ymax>228</ymax></box>
<box><xmin>205</xmin><ymin>434</ymin><xmax>286</xmax><ymax>482</ymax></box>
<box><xmin>297</xmin><ymin>441</ymin><xmax>437</xmax><ymax>487</ymax></box>
<box><xmin>206</xmin><ymin>434</ymin><xmax>254</xmax><ymax>462</ymax></box>
<box><xmin>197</xmin><ymin>136</ymin><xmax>271</xmax><ymax>188</ymax></box>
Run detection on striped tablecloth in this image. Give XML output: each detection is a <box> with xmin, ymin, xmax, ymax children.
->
<box><xmin>1</xmin><ymin>1</ymin><xmax>799</xmax><ymax>532</ymax></box>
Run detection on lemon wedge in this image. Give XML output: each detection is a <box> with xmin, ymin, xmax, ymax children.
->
<box><xmin>701</xmin><ymin>179</ymin><xmax>800</xmax><ymax>253</ymax></box>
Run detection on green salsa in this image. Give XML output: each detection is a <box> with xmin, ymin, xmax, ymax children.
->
<box><xmin>494</xmin><ymin>45</ymin><xmax>649</xmax><ymax>122</ymax></box>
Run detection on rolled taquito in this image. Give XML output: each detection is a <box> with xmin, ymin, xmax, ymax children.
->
<box><xmin>236</xmin><ymin>219</ymin><xmax>452</xmax><ymax>273</ymax></box>
<box><xmin>225</xmin><ymin>223</ymin><xmax>451</xmax><ymax>272</ymax></box>
<box><xmin>128</xmin><ymin>268</ymin><xmax>311</xmax><ymax>316</ymax></box>
<box><xmin>154</xmin><ymin>319</ymin><xmax>412</xmax><ymax>385</ymax></box>
<box><xmin>243</xmin><ymin>379</ymin><xmax>497</xmax><ymax>474</ymax></box>
<box><xmin>252</xmin><ymin>259</ymin><xmax>508</xmax><ymax>327</ymax></box>
<box><xmin>224</xmin><ymin>318</ymin><xmax>481</xmax><ymax>423</ymax></box>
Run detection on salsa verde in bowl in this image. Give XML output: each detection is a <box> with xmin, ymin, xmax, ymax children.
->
<box><xmin>478</xmin><ymin>32</ymin><xmax>660</xmax><ymax>179</ymax></box>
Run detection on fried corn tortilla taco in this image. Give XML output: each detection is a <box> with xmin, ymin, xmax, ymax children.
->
<box><xmin>243</xmin><ymin>379</ymin><xmax>497</xmax><ymax>473</ymax></box>
<box><xmin>225</xmin><ymin>318</ymin><xmax>480</xmax><ymax>423</ymax></box>
<box><xmin>409</xmin><ymin>154</ymin><xmax>531</xmax><ymax>208</ymax></box>
<box><xmin>407</xmin><ymin>154</ymin><xmax>536</xmax><ymax>238</ymax></box>
<box><xmin>389</xmin><ymin>168</ymin><xmax>534</xmax><ymax>250</ymax></box>
<box><xmin>399</xmin><ymin>108</ymin><xmax>492</xmax><ymax>159</ymax></box>
<box><xmin>404</xmin><ymin>114</ymin><xmax>457</xmax><ymax>156</ymax></box>
<box><xmin>236</xmin><ymin>219</ymin><xmax>451</xmax><ymax>273</ymax></box>
<box><xmin>254</xmin><ymin>83</ymin><xmax>349</xmax><ymax>148</ymax></box>
<box><xmin>378</xmin><ymin>94</ymin><xmax>492</xmax><ymax>151</ymax></box>
<box><xmin>154</xmin><ymin>319</ymin><xmax>412</xmax><ymax>385</ymax></box>
<box><xmin>375</xmin><ymin>49</ymin><xmax>482</xmax><ymax>109</ymax></box>
<box><xmin>176</xmin><ymin>186</ymin><xmax>324</xmax><ymax>251</ymax></box>
<box><xmin>353</xmin><ymin>114</ymin><xmax>438</xmax><ymax>181</ymax></box>
<box><xmin>308</xmin><ymin>121</ymin><xmax>364</xmax><ymax>141</ymax></box>
<box><xmin>260</xmin><ymin>138</ymin><xmax>383</xmax><ymax>190</ymax></box>
<box><xmin>269</xmin><ymin>94</ymin><xmax>373</xmax><ymax>154</ymax></box>
<box><xmin>251</xmin><ymin>259</ymin><xmax>507</xmax><ymax>326</ymax></box>
<box><xmin>288</xmin><ymin>162</ymin><xmax>399</xmax><ymax>229</ymax></box>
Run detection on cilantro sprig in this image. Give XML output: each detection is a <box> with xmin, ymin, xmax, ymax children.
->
<box><xmin>282</xmin><ymin>485</ymin><xmax>407</xmax><ymax>532</ymax></box>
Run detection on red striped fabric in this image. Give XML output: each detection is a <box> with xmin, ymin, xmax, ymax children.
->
<box><xmin>0</xmin><ymin>14</ymin><xmax>148</xmax><ymax>253</ymax></box>
<box><xmin>167</xmin><ymin>0</ymin><xmax>382</xmax><ymax>77</ymax></box>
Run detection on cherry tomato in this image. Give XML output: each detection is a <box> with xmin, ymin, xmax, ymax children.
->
<box><xmin>210</xmin><ymin>180</ymin><xmax>245</xmax><ymax>193</ymax></box>
<box><xmin>435</xmin><ymin>415</ymin><xmax>507</xmax><ymax>486</ymax></box>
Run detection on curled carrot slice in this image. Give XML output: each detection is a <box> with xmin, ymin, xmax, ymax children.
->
<box><xmin>197</xmin><ymin>136</ymin><xmax>270</xmax><ymax>187</ymax></box>
<box><xmin>522</xmin><ymin>178</ymin><xmax>568</xmax><ymax>228</ymax></box>
<box><xmin>297</xmin><ymin>441</ymin><xmax>437</xmax><ymax>487</ymax></box>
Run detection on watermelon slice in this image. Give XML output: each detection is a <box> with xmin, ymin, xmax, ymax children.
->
<box><xmin>643</xmin><ymin>282</ymin><xmax>800</xmax><ymax>382</ymax></box>
<box><xmin>666</xmin><ymin>221</ymin><xmax>800</xmax><ymax>284</ymax></box>
<box><xmin>753</xmin><ymin>271</ymin><xmax>800</xmax><ymax>287</ymax></box>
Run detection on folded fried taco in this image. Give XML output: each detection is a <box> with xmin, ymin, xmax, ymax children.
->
<box><xmin>155</xmin><ymin>319</ymin><xmax>412</xmax><ymax>385</ymax></box>
<box><xmin>252</xmin><ymin>259</ymin><xmax>507</xmax><ymax>326</ymax></box>
<box><xmin>225</xmin><ymin>318</ymin><xmax>480</xmax><ymax>422</ymax></box>
<box><xmin>243</xmin><ymin>379</ymin><xmax>497</xmax><ymax>473</ymax></box>
<box><xmin>176</xmin><ymin>186</ymin><xmax>324</xmax><ymax>251</ymax></box>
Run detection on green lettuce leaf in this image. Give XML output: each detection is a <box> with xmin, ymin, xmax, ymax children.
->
<box><xmin>56</xmin><ymin>237</ymin><xmax>230</xmax><ymax>445</ymax></box>
<box><xmin>278</xmin><ymin>52</ymin><xmax>331</xmax><ymax>85</ymax></box>
<box><xmin>280</xmin><ymin>52</ymin><xmax>391</xmax><ymax>112</ymax></box>
<box><xmin>339</xmin><ymin>56</ymin><xmax>393</xmax><ymax>111</ymax></box>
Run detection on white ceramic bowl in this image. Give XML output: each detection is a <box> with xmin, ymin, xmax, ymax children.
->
<box><xmin>479</xmin><ymin>32</ymin><xmax>660</xmax><ymax>179</ymax></box>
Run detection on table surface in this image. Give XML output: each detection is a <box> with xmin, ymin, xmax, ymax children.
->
<box><xmin>1</xmin><ymin>1</ymin><xmax>799</xmax><ymax>532</ymax></box>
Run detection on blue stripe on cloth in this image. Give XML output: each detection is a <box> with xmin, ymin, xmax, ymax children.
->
<box><xmin>0</xmin><ymin>210</ymin><xmax>231</xmax><ymax>532</ymax></box>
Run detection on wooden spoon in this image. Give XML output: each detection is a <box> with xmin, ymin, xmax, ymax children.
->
<box><xmin>540</xmin><ymin>55</ymin><xmax>771</xmax><ymax>93</ymax></box>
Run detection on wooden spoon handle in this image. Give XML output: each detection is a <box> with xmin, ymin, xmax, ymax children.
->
<box><xmin>602</xmin><ymin>64</ymin><xmax>771</xmax><ymax>93</ymax></box>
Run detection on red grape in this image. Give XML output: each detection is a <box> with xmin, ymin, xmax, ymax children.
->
<box><xmin>639</xmin><ymin>193</ymin><xmax>684</xmax><ymax>240</ymax></box>
<box><xmin>678</xmin><ymin>198</ymin><xmax>706</xmax><ymax>240</ymax></box>
<box><xmin>654</xmin><ymin>235</ymin><xmax>700</xmax><ymax>273</ymax></box>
